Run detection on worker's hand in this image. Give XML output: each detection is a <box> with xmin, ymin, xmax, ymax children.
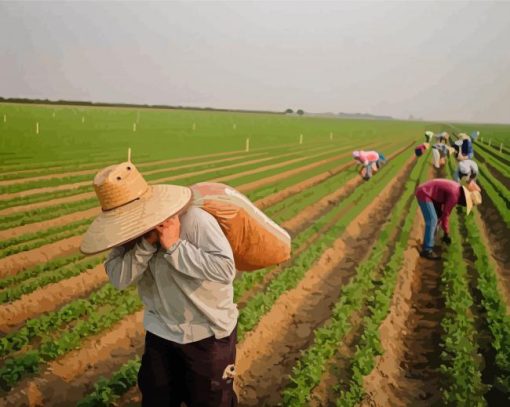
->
<box><xmin>143</xmin><ymin>229</ymin><xmax>159</xmax><ymax>246</ymax></box>
<box><xmin>442</xmin><ymin>234</ymin><xmax>452</xmax><ymax>245</ymax></box>
<box><xmin>157</xmin><ymin>216</ymin><xmax>181</xmax><ymax>250</ymax></box>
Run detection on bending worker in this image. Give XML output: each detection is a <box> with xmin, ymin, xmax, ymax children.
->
<box><xmin>455</xmin><ymin>133</ymin><xmax>474</xmax><ymax>159</ymax></box>
<box><xmin>424</xmin><ymin>131</ymin><xmax>434</xmax><ymax>143</ymax></box>
<box><xmin>353</xmin><ymin>150</ymin><xmax>382</xmax><ymax>180</ymax></box>
<box><xmin>431</xmin><ymin>143</ymin><xmax>451</xmax><ymax>169</ymax></box>
<box><xmin>415</xmin><ymin>178</ymin><xmax>482</xmax><ymax>260</ymax></box>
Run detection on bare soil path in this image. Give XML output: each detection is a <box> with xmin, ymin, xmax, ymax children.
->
<box><xmin>361</xmin><ymin>207</ymin><xmax>443</xmax><ymax>407</ymax></box>
<box><xmin>233</xmin><ymin>155</ymin><xmax>415</xmax><ymax>406</ymax></box>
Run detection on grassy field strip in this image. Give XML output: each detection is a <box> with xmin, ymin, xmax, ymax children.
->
<box><xmin>0</xmin><ymin>145</ymin><xmax>340</xmax><ymax>231</ymax></box>
<box><xmin>0</xmin><ymin>144</ymin><xmax>329</xmax><ymax>212</ymax></box>
<box><xmin>475</xmin><ymin>146</ymin><xmax>510</xmax><ymax>178</ymax></box>
<box><xmin>0</xmin><ymin>143</ymin><xmax>344</xmax><ymax>216</ymax></box>
<box><xmin>0</xmin><ymin>139</ymin><xmax>304</xmax><ymax>175</ymax></box>
<box><xmin>0</xmin><ymin>150</ymin><xmax>268</xmax><ymax>187</ymax></box>
<box><xmin>438</xmin><ymin>208</ymin><xmax>486</xmax><ymax>405</ymax></box>
<box><xmin>474</xmin><ymin>141</ymin><xmax>510</xmax><ymax>166</ymax></box>
<box><xmin>478</xmin><ymin>162</ymin><xmax>510</xmax><ymax>203</ymax></box>
<box><xmin>0</xmin><ymin>144</ymin><xmax>331</xmax><ymax>196</ymax></box>
<box><xmin>0</xmin><ymin>146</ymin><xmax>402</xmax><ymax>392</ymax></box>
<box><xmin>280</xmin><ymin>152</ymin><xmax>426</xmax><ymax>406</ymax></box>
<box><xmin>0</xmin><ymin>142</ymin><xmax>335</xmax><ymax>204</ymax></box>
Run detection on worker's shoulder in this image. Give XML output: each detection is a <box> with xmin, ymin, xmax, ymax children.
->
<box><xmin>181</xmin><ymin>206</ymin><xmax>217</xmax><ymax>227</ymax></box>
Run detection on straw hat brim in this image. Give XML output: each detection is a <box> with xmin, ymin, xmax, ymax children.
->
<box><xmin>462</xmin><ymin>185</ymin><xmax>473</xmax><ymax>215</ymax></box>
<box><xmin>80</xmin><ymin>184</ymin><xmax>192</xmax><ymax>254</ymax></box>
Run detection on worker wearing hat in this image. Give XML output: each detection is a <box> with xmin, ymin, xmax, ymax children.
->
<box><xmin>415</xmin><ymin>178</ymin><xmax>482</xmax><ymax>260</ymax></box>
<box><xmin>81</xmin><ymin>157</ymin><xmax>239</xmax><ymax>407</ymax></box>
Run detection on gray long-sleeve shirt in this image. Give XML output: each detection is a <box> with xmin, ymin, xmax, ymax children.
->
<box><xmin>104</xmin><ymin>206</ymin><xmax>238</xmax><ymax>344</ymax></box>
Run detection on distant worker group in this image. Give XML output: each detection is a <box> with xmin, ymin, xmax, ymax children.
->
<box><xmin>413</xmin><ymin>129</ymin><xmax>482</xmax><ymax>260</ymax></box>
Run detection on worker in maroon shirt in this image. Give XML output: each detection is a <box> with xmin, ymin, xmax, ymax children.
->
<box><xmin>415</xmin><ymin>178</ymin><xmax>482</xmax><ymax>259</ymax></box>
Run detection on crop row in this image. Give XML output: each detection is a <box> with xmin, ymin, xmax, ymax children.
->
<box><xmin>75</xmin><ymin>144</ymin><xmax>412</xmax><ymax>406</ymax></box>
<box><xmin>0</xmin><ymin>255</ymin><xmax>104</xmax><ymax>303</ymax></box>
<box><xmin>0</xmin><ymin>286</ymin><xmax>141</xmax><ymax>390</ymax></box>
<box><xmin>439</xmin><ymin>208</ymin><xmax>486</xmax><ymax>405</ymax></box>
<box><xmin>0</xmin><ymin>143</ymin><xmax>328</xmax><ymax>211</ymax></box>
<box><xmin>463</xmin><ymin>212</ymin><xmax>510</xmax><ymax>395</ymax></box>
<box><xmin>0</xmin><ymin>146</ymin><xmax>289</xmax><ymax>194</ymax></box>
<box><xmin>281</xmin><ymin>151</ymin><xmax>426</xmax><ymax>406</ymax></box>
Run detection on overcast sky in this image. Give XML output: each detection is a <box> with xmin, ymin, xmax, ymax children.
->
<box><xmin>1</xmin><ymin>1</ymin><xmax>509</xmax><ymax>123</ymax></box>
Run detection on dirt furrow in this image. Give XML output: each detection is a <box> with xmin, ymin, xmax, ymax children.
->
<box><xmin>0</xmin><ymin>191</ymin><xmax>96</xmax><ymax>217</ymax></box>
<box><xmin>0</xmin><ymin>150</ymin><xmax>262</xmax><ymax>187</ymax></box>
<box><xmin>0</xmin><ymin>208</ymin><xmax>98</xmax><ymax>241</ymax></box>
<box><xmin>233</xmin><ymin>155</ymin><xmax>415</xmax><ymax>406</ymax></box>
<box><xmin>0</xmin><ymin>312</ymin><xmax>145</xmax><ymax>407</ymax></box>
<box><xmin>0</xmin><ymin>235</ymin><xmax>82</xmax><ymax>279</ymax></box>
<box><xmin>0</xmin><ymin>264</ymin><xmax>108</xmax><ymax>333</ymax></box>
<box><xmin>361</xmin><ymin>207</ymin><xmax>444</xmax><ymax>407</ymax></box>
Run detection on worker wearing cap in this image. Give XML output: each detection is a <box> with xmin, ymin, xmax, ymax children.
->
<box><xmin>415</xmin><ymin>178</ymin><xmax>482</xmax><ymax>259</ymax></box>
<box><xmin>80</xmin><ymin>160</ymin><xmax>239</xmax><ymax>407</ymax></box>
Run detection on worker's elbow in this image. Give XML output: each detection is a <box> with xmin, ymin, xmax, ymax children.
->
<box><xmin>219</xmin><ymin>258</ymin><xmax>236</xmax><ymax>283</ymax></box>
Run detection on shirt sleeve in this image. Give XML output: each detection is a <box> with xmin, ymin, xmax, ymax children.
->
<box><xmin>104</xmin><ymin>238</ymin><xmax>157</xmax><ymax>290</ymax></box>
<box><xmin>163</xmin><ymin>209</ymin><xmax>236</xmax><ymax>284</ymax></box>
<box><xmin>439</xmin><ymin>196</ymin><xmax>457</xmax><ymax>234</ymax></box>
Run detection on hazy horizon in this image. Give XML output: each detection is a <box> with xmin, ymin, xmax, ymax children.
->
<box><xmin>1</xmin><ymin>1</ymin><xmax>510</xmax><ymax>124</ymax></box>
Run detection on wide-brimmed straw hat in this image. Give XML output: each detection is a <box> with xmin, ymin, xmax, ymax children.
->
<box><xmin>462</xmin><ymin>185</ymin><xmax>482</xmax><ymax>215</ymax></box>
<box><xmin>80</xmin><ymin>152</ymin><xmax>192</xmax><ymax>254</ymax></box>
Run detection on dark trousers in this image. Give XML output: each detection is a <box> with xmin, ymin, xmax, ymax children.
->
<box><xmin>138</xmin><ymin>327</ymin><xmax>238</xmax><ymax>407</ymax></box>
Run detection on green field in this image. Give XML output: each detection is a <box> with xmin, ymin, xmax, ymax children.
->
<box><xmin>0</xmin><ymin>103</ymin><xmax>435</xmax><ymax>169</ymax></box>
<box><xmin>0</xmin><ymin>102</ymin><xmax>509</xmax><ymax>407</ymax></box>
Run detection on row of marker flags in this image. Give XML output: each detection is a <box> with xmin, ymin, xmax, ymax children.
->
<box><xmin>2</xmin><ymin>113</ymin><xmax>503</xmax><ymax>153</ymax></box>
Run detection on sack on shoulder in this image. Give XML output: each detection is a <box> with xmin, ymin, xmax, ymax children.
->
<box><xmin>190</xmin><ymin>182</ymin><xmax>291</xmax><ymax>271</ymax></box>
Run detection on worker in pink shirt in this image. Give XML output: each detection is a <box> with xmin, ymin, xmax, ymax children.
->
<box><xmin>353</xmin><ymin>150</ymin><xmax>384</xmax><ymax>180</ymax></box>
<box><xmin>415</xmin><ymin>179</ymin><xmax>482</xmax><ymax>259</ymax></box>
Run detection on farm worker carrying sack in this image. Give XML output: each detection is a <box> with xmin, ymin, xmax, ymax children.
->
<box><xmin>353</xmin><ymin>150</ymin><xmax>381</xmax><ymax>181</ymax></box>
<box><xmin>415</xmin><ymin>179</ymin><xmax>481</xmax><ymax>260</ymax></box>
<box><xmin>415</xmin><ymin>143</ymin><xmax>430</xmax><ymax>157</ymax></box>
<box><xmin>191</xmin><ymin>182</ymin><xmax>291</xmax><ymax>271</ymax></box>
<box><xmin>80</xmin><ymin>155</ymin><xmax>279</xmax><ymax>407</ymax></box>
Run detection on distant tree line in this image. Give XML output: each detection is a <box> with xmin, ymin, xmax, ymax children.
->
<box><xmin>285</xmin><ymin>108</ymin><xmax>304</xmax><ymax>115</ymax></box>
<box><xmin>0</xmin><ymin>97</ymin><xmax>286</xmax><ymax>115</ymax></box>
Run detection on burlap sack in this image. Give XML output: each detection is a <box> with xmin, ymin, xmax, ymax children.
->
<box><xmin>190</xmin><ymin>182</ymin><xmax>291</xmax><ymax>271</ymax></box>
